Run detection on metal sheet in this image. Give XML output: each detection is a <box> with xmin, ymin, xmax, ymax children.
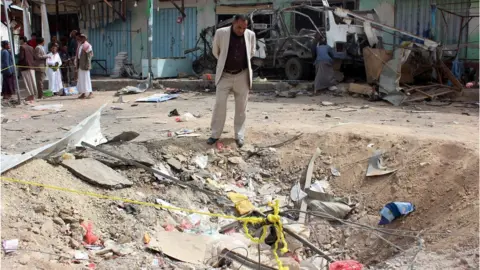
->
<box><xmin>395</xmin><ymin>0</ymin><xmax>470</xmax><ymax>47</ymax></box>
<box><xmin>216</xmin><ymin>4</ymin><xmax>273</xmax><ymax>15</ymax></box>
<box><xmin>153</xmin><ymin>7</ymin><xmax>197</xmax><ymax>60</ymax></box>
<box><xmin>88</xmin><ymin>13</ymin><xmax>132</xmax><ymax>75</ymax></box>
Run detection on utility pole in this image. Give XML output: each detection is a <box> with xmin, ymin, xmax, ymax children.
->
<box><xmin>147</xmin><ymin>0</ymin><xmax>153</xmax><ymax>87</ymax></box>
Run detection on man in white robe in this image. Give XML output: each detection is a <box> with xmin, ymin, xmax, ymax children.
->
<box><xmin>76</xmin><ymin>34</ymin><xmax>93</xmax><ymax>99</ymax></box>
<box><xmin>46</xmin><ymin>44</ymin><xmax>63</xmax><ymax>94</ymax></box>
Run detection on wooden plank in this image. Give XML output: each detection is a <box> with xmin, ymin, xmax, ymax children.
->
<box><xmin>298</xmin><ymin>148</ymin><xmax>321</xmax><ymax>224</ymax></box>
<box><xmin>405</xmin><ymin>88</ymin><xmax>454</xmax><ymax>102</ymax></box>
<box><xmin>438</xmin><ymin>61</ymin><xmax>463</xmax><ymax>91</ymax></box>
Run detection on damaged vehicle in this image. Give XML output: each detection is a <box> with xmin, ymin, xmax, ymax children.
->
<box><xmin>187</xmin><ymin>1</ymin><xmax>384</xmax><ymax>80</ymax></box>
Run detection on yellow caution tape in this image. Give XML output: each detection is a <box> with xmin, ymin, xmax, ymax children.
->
<box><xmin>0</xmin><ymin>176</ymin><xmax>289</xmax><ymax>270</ymax></box>
<box><xmin>1</xmin><ymin>65</ymin><xmax>72</xmax><ymax>72</ymax></box>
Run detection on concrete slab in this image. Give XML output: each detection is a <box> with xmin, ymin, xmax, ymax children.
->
<box><xmin>62</xmin><ymin>158</ymin><xmax>133</xmax><ymax>189</ymax></box>
<box><xmin>86</xmin><ymin>143</ymin><xmax>156</xmax><ymax>167</ymax></box>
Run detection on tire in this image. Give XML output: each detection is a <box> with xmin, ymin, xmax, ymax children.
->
<box><xmin>284</xmin><ymin>57</ymin><xmax>309</xmax><ymax>80</ymax></box>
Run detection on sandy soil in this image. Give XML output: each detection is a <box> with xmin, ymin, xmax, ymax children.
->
<box><xmin>1</xmin><ymin>89</ymin><xmax>479</xmax><ymax>269</ymax></box>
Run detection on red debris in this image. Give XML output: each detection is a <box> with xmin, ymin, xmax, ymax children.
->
<box><xmin>81</xmin><ymin>221</ymin><xmax>99</xmax><ymax>245</ymax></box>
<box><xmin>329</xmin><ymin>260</ymin><xmax>363</xmax><ymax>270</ymax></box>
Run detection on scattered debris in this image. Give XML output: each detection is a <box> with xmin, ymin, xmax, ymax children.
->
<box><xmin>339</xmin><ymin>108</ymin><xmax>357</xmax><ymax>112</ymax></box>
<box><xmin>31</xmin><ymin>104</ymin><xmax>64</xmax><ymax>111</ymax></box>
<box><xmin>290</xmin><ymin>182</ymin><xmax>308</xmax><ymax>202</ymax></box>
<box><xmin>168</xmin><ymin>109</ymin><xmax>180</xmax><ymax>117</ymax></box>
<box><xmin>228</xmin><ymin>192</ymin><xmax>255</xmax><ymax>215</ymax></box>
<box><xmin>330</xmin><ymin>260</ymin><xmax>363</xmax><ymax>270</ymax></box>
<box><xmin>366</xmin><ymin>150</ymin><xmax>397</xmax><ymax>177</ymax></box>
<box><xmin>107</xmin><ymin>131</ymin><xmax>140</xmax><ymax>143</ymax></box>
<box><xmin>276</xmin><ymin>90</ymin><xmax>297</xmax><ymax>98</ymax></box>
<box><xmin>193</xmin><ymin>155</ymin><xmax>208</xmax><ymax>169</ymax></box>
<box><xmin>116</xmin><ymin>85</ymin><xmax>146</xmax><ymax>96</ymax></box>
<box><xmin>2</xmin><ymin>239</ymin><xmax>19</xmax><ymax>253</ymax></box>
<box><xmin>379</xmin><ymin>202</ymin><xmax>415</xmax><ymax>225</ymax></box>
<box><xmin>309</xmin><ymin>200</ymin><xmax>352</xmax><ymax>220</ymax></box>
<box><xmin>321</xmin><ymin>101</ymin><xmax>335</xmax><ymax>106</ymax></box>
<box><xmin>175</xmin><ymin>113</ymin><xmax>196</xmax><ymax>122</ymax></box>
<box><xmin>298</xmin><ymin>148</ymin><xmax>322</xmax><ymax>224</ymax></box>
<box><xmin>135</xmin><ymin>94</ymin><xmax>179</xmax><ymax>103</ymax></box>
<box><xmin>330</xmin><ymin>167</ymin><xmax>341</xmax><ymax>177</ymax></box>
<box><xmin>81</xmin><ymin>221</ymin><xmax>100</xmax><ymax>245</ymax></box>
<box><xmin>348</xmin><ymin>83</ymin><xmax>374</xmax><ymax>96</ymax></box>
<box><xmin>74</xmin><ymin>250</ymin><xmax>89</xmax><ymax>260</ymax></box>
<box><xmin>227</xmin><ymin>156</ymin><xmax>244</xmax><ymax>164</ymax></box>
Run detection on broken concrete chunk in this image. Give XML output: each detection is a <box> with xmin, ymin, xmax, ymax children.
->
<box><xmin>62</xmin><ymin>158</ymin><xmax>133</xmax><ymax>189</ymax></box>
<box><xmin>85</xmin><ymin>143</ymin><xmax>156</xmax><ymax>167</ymax></box>
<box><xmin>227</xmin><ymin>157</ymin><xmax>244</xmax><ymax>164</ymax></box>
<box><xmin>166</xmin><ymin>158</ymin><xmax>183</xmax><ymax>171</ymax></box>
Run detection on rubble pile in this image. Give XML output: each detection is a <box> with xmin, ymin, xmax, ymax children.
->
<box><xmin>1</xmin><ymin>106</ymin><xmax>478</xmax><ymax>269</ymax></box>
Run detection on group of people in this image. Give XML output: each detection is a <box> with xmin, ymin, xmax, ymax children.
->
<box><xmin>1</xmin><ymin>30</ymin><xmax>94</xmax><ymax>102</ymax></box>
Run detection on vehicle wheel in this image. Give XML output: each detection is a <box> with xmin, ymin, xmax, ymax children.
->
<box><xmin>285</xmin><ymin>57</ymin><xmax>308</xmax><ymax>80</ymax></box>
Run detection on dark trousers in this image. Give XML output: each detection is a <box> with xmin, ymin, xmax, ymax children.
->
<box><xmin>35</xmin><ymin>69</ymin><xmax>46</xmax><ymax>99</ymax></box>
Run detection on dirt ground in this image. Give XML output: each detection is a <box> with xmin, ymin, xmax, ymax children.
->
<box><xmin>1</xmin><ymin>88</ymin><xmax>479</xmax><ymax>269</ymax></box>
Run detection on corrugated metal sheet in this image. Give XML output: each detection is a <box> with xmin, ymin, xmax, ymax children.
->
<box><xmin>395</xmin><ymin>0</ymin><xmax>470</xmax><ymax>47</ymax></box>
<box><xmin>88</xmin><ymin>12</ymin><xmax>132</xmax><ymax>75</ymax></box>
<box><xmin>216</xmin><ymin>4</ymin><xmax>273</xmax><ymax>15</ymax></box>
<box><xmin>153</xmin><ymin>7</ymin><xmax>197</xmax><ymax>60</ymax></box>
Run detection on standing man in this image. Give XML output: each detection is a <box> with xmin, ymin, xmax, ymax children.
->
<box><xmin>1</xmin><ymin>41</ymin><xmax>16</xmax><ymax>101</ymax></box>
<box><xmin>68</xmin><ymin>30</ymin><xmax>78</xmax><ymax>57</ymax></box>
<box><xmin>76</xmin><ymin>34</ymin><xmax>93</xmax><ymax>99</ymax></box>
<box><xmin>48</xmin><ymin>35</ymin><xmax>58</xmax><ymax>51</ymax></box>
<box><xmin>34</xmin><ymin>37</ymin><xmax>49</xmax><ymax>99</ymax></box>
<box><xmin>27</xmin><ymin>33</ymin><xmax>37</xmax><ymax>48</ymax></box>
<box><xmin>207</xmin><ymin>14</ymin><xmax>256</xmax><ymax>148</ymax></box>
<box><xmin>18</xmin><ymin>36</ymin><xmax>37</xmax><ymax>102</ymax></box>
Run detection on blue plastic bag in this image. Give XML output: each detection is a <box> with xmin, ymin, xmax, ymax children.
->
<box><xmin>379</xmin><ymin>202</ymin><xmax>415</xmax><ymax>225</ymax></box>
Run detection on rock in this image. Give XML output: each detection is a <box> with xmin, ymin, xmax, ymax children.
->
<box><xmin>61</xmin><ymin>158</ymin><xmax>133</xmax><ymax>189</ymax></box>
<box><xmin>69</xmin><ymin>238</ymin><xmax>81</xmax><ymax>249</ymax></box>
<box><xmin>117</xmin><ymin>235</ymin><xmax>131</xmax><ymax>244</ymax></box>
<box><xmin>62</xmin><ymin>216</ymin><xmax>78</xmax><ymax>224</ymax></box>
<box><xmin>33</xmin><ymin>204</ymin><xmax>47</xmax><ymax>213</ymax></box>
<box><xmin>166</xmin><ymin>158</ymin><xmax>183</xmax><ymax>171</ymax></box>
<box><xmin>18</xmin><ymin>254</ymin><xmax>29</xmax><ymax>265</ymax></box>
<box><xmin>114</xmin><ymin>246</ymin><xmax>135</xmax><ymax>256</ymax></box>
<box><xmin>41</xmin><ymin>219</ymin><xmax>55</xmax><ymax>236</ymax></box>
<box><xmin>321</xmin><ymin>101</ymin><xmax>334</xmax><ymax>106</ymax></box>
<box><xmin>228</xmin><ymin>156</ymin><xmax>244</xmax><ymax>164</ymax></box>
<box><xmin>53</xmin><ymin>217</ymin><xmax>65</xmax><ymax>226</ymax></box>
<box><xmin>176</xmin><ymin>154</ymin><xmax>187</xmax><ymax>163</ymax></box>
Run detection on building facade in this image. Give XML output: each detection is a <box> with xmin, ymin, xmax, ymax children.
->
<box><xmin>77</xmin><ymin>0</ymin><xmax>478</xmax><ymax>76</ymax></box>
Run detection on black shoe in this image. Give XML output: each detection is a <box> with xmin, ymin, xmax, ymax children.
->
<box><xmin>207</xmin><ymin>137</ymin><xmax>218</xmax><ymax>145</ymax></box>
<box><xmin>236</xmin><ymin>138</ymin><xmax>244</xmax><ymax>148</ymax></box>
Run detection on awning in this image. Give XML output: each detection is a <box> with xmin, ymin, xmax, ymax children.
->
<box><xmin>216</xmin><ymin>4</ymin><xmax>273</xmax><ymax>15</ymax></box>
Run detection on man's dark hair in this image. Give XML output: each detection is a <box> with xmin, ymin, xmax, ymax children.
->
<box><xmin>37</xmin><ymin>37</ymin><xmax>45</xmax><ymax>44</ymax></box>
<box><xmin>75</xmin><ymin>32</ymin><xmax>81</xmax><ymax>37</ymax></box>
<box><xmin>19</xmin><ymin>36</ymin><xmax>28</xmax><ymax>42</ymax></box>
<box><xmin>233</xmin><ymin>14</ymin><xmax>248</xmax><ymax>21</ymax></box>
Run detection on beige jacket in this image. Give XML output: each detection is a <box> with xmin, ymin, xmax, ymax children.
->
<box><xmin>212</xmin><ymin>26</ymin><xmax>256</xmax><ymax>89</ymax></box>
<box><xmin>34</xmin><ymin>45</ymin><xmax>49</xmax><ymax>67</ymax></box>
